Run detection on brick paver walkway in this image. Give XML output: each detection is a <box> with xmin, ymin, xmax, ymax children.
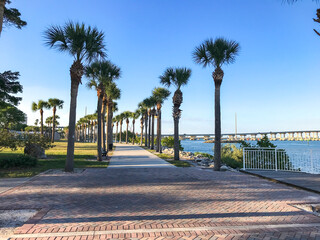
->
<box><xmin>2</xmin><ymin>144</ymin><xmax>320</xmax><ymax>239</ymax></box>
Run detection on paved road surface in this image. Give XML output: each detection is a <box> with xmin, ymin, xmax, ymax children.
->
<box><xmin>1</xmin><ymin>144</ymin><xmax>320</xmax><ymax>239</ymax></box>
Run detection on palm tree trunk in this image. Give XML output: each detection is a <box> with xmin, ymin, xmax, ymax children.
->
<box><xmin>132</xmin><ymin>119</ymin><xmax>135</xmax><ymax>145</ymax></box>
<box><xmin>101</xmin><ymin>101</ymin><xmax>107</xmax><ymax>151</ymax></box>
<box><xmin>156</xmin><ymin>106</ymin><xmax>161</xmax><ymax>152</ymax></box>
<box><xmin>51</xmin><ymin>107</ymin><xmax>56</xmax><ymax>143</ymax></box>
<box><xmin>115</xmin><ymin>122</ymin><xmax>118</xmax><ymax>143</ymax></box>
<box><xmin>0</xmin><ymin>0</ymin><xmax>5</xmax><ymax>36</ymax></box>
<box><xmin>140</xmin><ymin>118</ymin><xmax>143</xmax><ymax>146</ymax></box>
<box><xmin>126</xmin><ymin>119</ymin><xmax>129</xmax><ymax>144</ymax></box>
<box><xmin>214</xmin><ymin>83</ymin><xmax>222</xmax><ymax>171</ymax></box>
<box><xmin>106</xmin><ymin>102</ymin><xmax>113</xmax><ymax>150</ymax></box>
<box><xmin>151</xmin><ymin>109</ymin><xmax>155</xmax><ymax>150</ymax></box>
<box><xmin>148</xmin><ymin>110</ymin><xmax>151</xmax><ymax>148</ymax></box>
<box><xmin>40</xmin><ymin>109</ymin><xmax>44</xmax><ymax>136</ymax></box>
<box><xmin>173</xmin><ymin>117</ymin><xmax>179</xmax><ymax>160</ymax></box>
<box><xmin>97</xmin><ymin>97</ymin><xmax>103</xmax><ymax>161</ymax></box>
<box><xmin>144</xmin><ymin>114</ymin><xmax>148</xmax><ymax>147</ymax></box>
<box><xmin>66</xmin><ymin>80</ymin><xmax>80</xmax><ymax>172</ymax></box>
<box><xmin>119</xmin><ymin>121</ymin><xmax>122</xmax><ymax>143</ymax></box>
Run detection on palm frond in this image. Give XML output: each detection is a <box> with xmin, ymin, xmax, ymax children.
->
<box><xmin>159</xmin><ymin>67</ymin><xmax>175</xmax><ymax>87</ymax></box>
<box><xmin>44</xmin><ymin>25</ymin><xmax>68</xmax><ymax>52</ymax></box>
<box><xmin>175</xmin><ymin>68</ymin><xmax>192</xmax><ymax>89</ymax></box>
<box><xmin>192</xmin><ymin>43</ymin><xmax>210</xmax><ymax>67</ymax></box>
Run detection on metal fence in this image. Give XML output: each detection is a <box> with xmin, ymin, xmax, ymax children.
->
<box><xmin>243</xmin><ymin>148</ymin><xmax>320</xmax><ymax>174</ymax></box>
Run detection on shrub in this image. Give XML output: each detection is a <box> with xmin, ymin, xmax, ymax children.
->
<box><xmin>221</xmin><ymin>144</ymin><xmax>243</xmax><ymax>169</ymax></box>
<box><xmin>0</xmin><ymin>129</ymin><xmax>19</xmax><ymax>151</ymax></box>
<box><xmin>161</xmin><ymin>136</ymin><xmax>184</xmax><ymax>151</ymax></box>
<box><xmin>0</xmin><ymin>155</ymin><xmax>37</xmax><ymax>168</ymax></box>
<box><xmin>194</xmin><ymin>152</ymin><xmax>213</xmax><ymax>159</ymax></box>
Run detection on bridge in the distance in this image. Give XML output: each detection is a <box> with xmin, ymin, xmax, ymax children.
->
<box><xmin>162</xmin><ymin>130</ymin><xmax>320</xmax><ymax>141</ymax></box>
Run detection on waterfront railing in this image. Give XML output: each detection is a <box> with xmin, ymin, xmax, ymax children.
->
<box><xmin>243</xmin><ymin>148</ymin><xmax>320</xmax><ymax>174</ymax></box>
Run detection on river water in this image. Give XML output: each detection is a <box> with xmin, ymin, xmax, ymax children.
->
<box><xmin>181</xmin><ymin>139</ymin><xmax>320</xmax><ymax>155</ymax></box>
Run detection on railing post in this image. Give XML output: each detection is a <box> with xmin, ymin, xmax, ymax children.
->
<box><xmin>275</xmin><ymin>148</ymin><xmax>278</xmax><ymax>171</ymax></box>
<box><xmin>243</xmin><ymin>148</ymin><xmax>246</xmax><ymax>170</ymax></box>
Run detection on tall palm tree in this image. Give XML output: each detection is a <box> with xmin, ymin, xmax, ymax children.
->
<box><xmin>44</xmin><ymin>22</ymin><xmax>106</xmax><ymax>172</ymax></box>
<box><xmin>114</xmin><ymin>115</ymin><xmax>121</xmax><ymax>143</ymax></box>
<box><xmin>45</xmin><ymin>115</ymin><xmax>60</xmax><ymax>127</ymax></box>
<box><xmin>149</xmin><ymin>97</ymin><xmax>157</xmax><ymax>150</ymax></box>
<box><xmin>137</xmin><ymin>103</ymin><xmax>147</xmax><ymax>146</ymax></box>
<box><xmin>141</xmin><ymin>97</ymin><xmax>155</xmax><ymax>149</ymax></box>
<box><xmin>31</xmin><ymin>100</ymin><xmax>49</xmax><ymax>136</ymax></box>
<box><xmin>48</xmin><ymin>98</ymin><xmax>64</xmax><ymax>143</ymax></box>
<box><xmin>152</xmin><ymin>87</ymin><xmax>171</xmax><ymax>153</ymax></box>
<box><xmin>106</xmin><ymin>82</ymin><xmax>121</xmax><ymax>150</ymax></box>
<box><xmin>160</xmin><ymin>67</ymin><xmax>192</xmax><ymax>160</ymax></box>
<box><xmin>138</xmin><ymin>100</ymin><xmax>149</xmax><ymax>147</ymax></box>
<box><xmin>193</xmin><ymin>38</ymin><xmax>240</xmax><ymax>171</ymax></box>
<box><xmin>101</xmin><ymin>94</ymin><xmax>107</xmax><ymax>151</ymax></box>
<box><xmin>122</xmin><ymin>111</ymin><xmax>132</xmax><ymax>144</ymax></box>
<box><xmin>86</xmin><ymin>61</ymin><xmax>112</xmax><ymax>161</ymax></box>
<box><xmin>131</xmin><ymin>110</ymin><xmax>140</xmax><ymax>145</ymax></box>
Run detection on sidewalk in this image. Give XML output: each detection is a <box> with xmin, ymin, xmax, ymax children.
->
<box><xmin>108</xmin><ymin>143</ymin><xmax>174</xmax><ymax>168</ymax></box>
<box><xmin>242</xmin><ymin>169</ymin><xmax>320</xmax><ymax>193</ymax></box>
<box><xmin>2</xmin><ymin>145</ymin><xmax>320</xmax><ymax>239</ymax></box>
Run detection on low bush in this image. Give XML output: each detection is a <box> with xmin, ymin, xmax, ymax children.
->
<box><xmin>221</xmin><ymin>144</ymin><xmax>243</xmax><ymax>169</ymax></box>
<box><xmin>0</xmin><ymin>155</ymin><xmax>38</xmax><ymax>168</ymax></box>
<box><xmin>161</xmin><ymin>136</ymin><xmax>184</xmax><ymax>151</ymax></box>
<box><xmin>194</xmin><ymin>152</ymin><xmax>213</xmax><ymax>159</ymax></box>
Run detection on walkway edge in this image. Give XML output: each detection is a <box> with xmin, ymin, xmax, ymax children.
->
<box><xmin>240</xmin><ymin>169</ymin><xmax>320</xmax><ymax>195</ymax></box>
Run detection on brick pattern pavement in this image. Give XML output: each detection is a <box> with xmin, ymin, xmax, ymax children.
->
<box><xmin>2</xmin><ymin>145</ymin><xmax>320</xmax><ymax>239</ymax></box>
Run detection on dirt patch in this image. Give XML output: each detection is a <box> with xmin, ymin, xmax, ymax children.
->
<box><xmin>0</xmin><ymin>209</ymin><xmax>37</xmax><ymax>240</ymax></box>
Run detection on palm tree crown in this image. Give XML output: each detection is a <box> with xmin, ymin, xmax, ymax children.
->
<box><xmin>152</xmin><ymin>87</ymin><xmax>171</xmax><ymax>105</ymax></box>
<box><xmin>44</xmin><ymin>22</ymin><xmax>106</xmax><ymax>64</ymax></box>
<box><xmin>192</xmin><ymin>38</ymin><xmax>240</xmax><ymax>69</ymax></box>
<box><xmin>48</xmin><ymin>98</ymin><xmax>64</xmax><ymax>109</ymax></box>
<box><xmin>31</xmin><ymin>100</ymin><xmax>49</xmax><ymax>112</ymax></box>
<box><xmin>159</xmin><ymin>67</ymin><xmax>191</xmax><ymax>90</ymax></box>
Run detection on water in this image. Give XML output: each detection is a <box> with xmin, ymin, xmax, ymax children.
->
<box><xmin>181</xmin><ymin>139</ymin><xmax>320</xmax><ymax>155</ymax></box>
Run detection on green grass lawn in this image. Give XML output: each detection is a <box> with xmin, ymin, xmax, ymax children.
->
<box><xmin>142</xmin><ymin>146</ymin><xmax>191</xmax><ymax>167</ymax></box>
<box><xmin>0</xmin><ymin>140</ymin><xmax>110</xmax><ymax>178</ymax></box>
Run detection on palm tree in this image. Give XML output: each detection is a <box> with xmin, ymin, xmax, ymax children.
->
<box><xmin>122</xmin><ymin>111</ymin><xmax>132</xmax><ymax>144</ymax></box>
<box><xmin>86</xmin><ymin>61</ymin><xmax>112</xmax><ymax>161</ymax></box>
<box><xmin>149</xmin><ymin>96</ymin><xmax>157</xmax><ymax>150</ymax></box>
<box><xmin>138</xmin><ymin>107</ymin><xmax>146</xmax><ymax>146</ymax></box>
<box><xmin>45</xmin><ymin>115</ymin><xmax>60</xmax><ymax>127</ymax></box>
<box><xmin>31</xmin><ymin>100</ymin><xmax>49</xmax><ymax>136</ymax></box>
<box><xmin>131</xmin><ymin>110</ymin><xmax>140</xmax><ymax>145</ymax></box>
<box><xmin>114</xmin><ymin>115</ymin><xmax>121</xmax><ymax>143</ymax></box>
<box><xmin>152</xmin><ymin>87</ymin><xmax>171</xmax><ymax>152</ymax></box>
<box><xmin>141</xmin><ymin>97</ymin><xmax>156</xmax><ymax>149</ymax></box>
<box><xmin>160</xmin><ymin>67</ymin><xmax>192</xmax><ymax>160</ymax></box>
<box><xmin>138</xmin><ymin>100</ymin><xmax>149</xmax><ymax>147</ymax></box>
<box><xmin>101</xmin><ymin>94</ymin><xmax>107</xmax><ymax>151</ymax></box>
<box><xmin>193</xmin><ymin>38</ymin><xmax>240</xmax><ymax>171</ymax></box>
<box><xmin>106</xmin><ymin>82</ymin><xmax>121</xmax><ymax>150</ymax></box>
<box><xmin>48</xmin><ymin>98</ymin><xmax>64</xmax><ymax>143</ymax></box>
<box><xmin>44</xmin><ymin>22</ymin><xmax>106</xmax><ymax>172</ymax></box>
<box><xmin>119</xmin><ymin>113</ymin><xmax>125</xmax><ymax>143</ymax></box>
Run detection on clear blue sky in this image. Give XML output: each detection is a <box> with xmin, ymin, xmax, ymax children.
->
<box><xmin>1</xmin><ymin>0</ymin><xmax>320</xmax><ymax>134</ymax></box>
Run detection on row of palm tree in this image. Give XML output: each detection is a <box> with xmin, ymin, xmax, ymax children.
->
<box><xmin>85</xmin><ymin>60</ymin><xmax>121</xmax><ymax>161</ymax></box>
<box><xmin>43</xmin><ymin>20</ymin><xmax>239</xmax><ymax>171</ymax></box>
<box><xmin>111</xmin><ymin>37</ymin><xmax>239</xmax><ymax>171</ymax></box>
<box><xmin>31</xmin><ymin>98</ymin><xmax>64</xmax><ymax>143</ymax></box>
